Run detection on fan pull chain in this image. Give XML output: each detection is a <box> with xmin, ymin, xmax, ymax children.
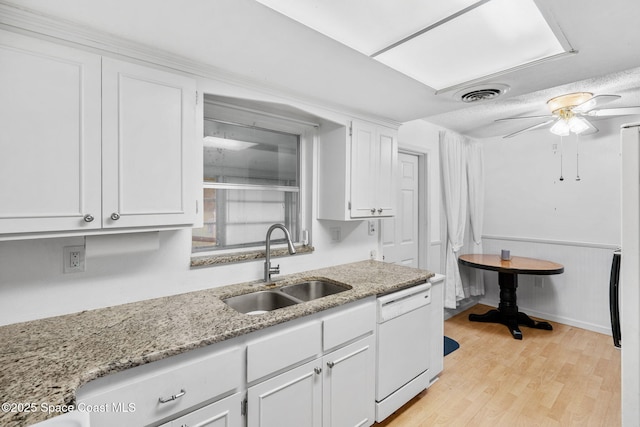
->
<box><xmin>559</xmin><ymin>135</ymin><xmax>564</xmax><ymax>181</ymax></box>
<box><xmin>576</xmin><ymin>134</ymin><xmax>581</xmax><ymax>181</ymax></box>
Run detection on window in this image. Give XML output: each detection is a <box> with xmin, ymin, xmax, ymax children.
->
<box><xmin>192</xmin><ymin>100</ymin><xmax>312</xmax><ymax>253</ymax></box>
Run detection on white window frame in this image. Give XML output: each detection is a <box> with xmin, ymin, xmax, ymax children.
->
<box><xmin>193</xmin><ymin>98</ymin><xmax>315</xmax><ymax>256</ymax></box>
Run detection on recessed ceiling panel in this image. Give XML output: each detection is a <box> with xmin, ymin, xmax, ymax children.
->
<box><xmin>254</xmin><ymin>0</ymin><xmax>479</xmax><ymax>56</ymax></box>
<box><xmin>374</xmin><ymin>0</ymin><xmax>566</xmax><ymax>89</ymax></box>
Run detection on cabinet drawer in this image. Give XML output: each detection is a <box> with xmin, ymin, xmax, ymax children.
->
<box><xmin>159</xmin><ymin>392</ymin><xmax>242</xmax><ymax>427</ymax></box>
<box><xmin>78</xmin><ymin>345</ymin><xmax>242</xmax><ymax>427</ymax></box>
<box><xmin>323</xmin><ymin>298</ymin><xmax>375</xmax><ymax>352</ymax></box>
<box><xmin>247</xmin><ymin>320</ymin><xmax>321</xmax><ymax>383</ymax></box>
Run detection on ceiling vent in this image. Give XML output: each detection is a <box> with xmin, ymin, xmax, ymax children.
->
<box><xmin>454</xmin><ymin>83</ymin><xmax>510</xmax><ymax>103</ymax></box>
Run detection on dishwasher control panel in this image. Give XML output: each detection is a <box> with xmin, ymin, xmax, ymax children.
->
<box><xmin>377</xmin><ymin>282</ymin><xmax>431</xmax><ymax>323</ymax></box>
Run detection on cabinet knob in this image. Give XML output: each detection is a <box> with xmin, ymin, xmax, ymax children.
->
<box><xmin>110</xmin><ymin>213</ymin><xmax>121</xmax><ymax>221</ymax></box>
<box><xmin>83</xmin><ymin>214</ymin><xmax>94</xmax><ymax>223</ymax></box>
<box><xmin>377</xmin><ymin>208</ymin><xmax>383</xmax><ymax>214</ymax></box>
<box><xmin>370</xmin><ymin>208</ymin><xmax>376</xmax><ymax>214</ymax></box>
<box><xmin>314</xmin><ymin>367</ymin><xmax>322</xmax><ymax>375</ymax></box>
<box><xmin>327</xmin><ymin>361</ymin><xmax>335</xmax><ymax>369</ymax></box>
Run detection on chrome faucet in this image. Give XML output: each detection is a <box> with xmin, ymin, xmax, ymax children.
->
<box><xmin>264</xmin><ymin>223</ymin><xmax>296</xmax><ymax>282</ymax></box>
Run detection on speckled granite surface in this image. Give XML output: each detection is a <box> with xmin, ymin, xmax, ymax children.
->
<box><xmin>0</xmin><ymin>260</ymin><xmax>432</xmax><ymax>426</ymax></box>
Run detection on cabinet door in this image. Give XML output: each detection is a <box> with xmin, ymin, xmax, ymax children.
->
<box><xmin>0</xmin><ymin>30</ymin><xmax>102</xmax><ymax>234</ymax></box>
<box><xmin>101</xmin><ymin>58</ymin><xmax>197</xmax><ymax>229</ymax></box>
<box><xmin>350</xmin><ymin>120</ymin><xmax>377</xmax><ymax>218</ymax></box>
<box><xmin>247</xmin><ymin>359</ymin><xmax>322</xmax><ymax>427</ymax></box>
<box><xmin>375</xmin><ymin>127</ymin><xmax>397</xmax><ymax>216</ymax></box>
<box><xmin>161</xmin><ymin>392</ymin><xmax>242</xmax><ymax>427</ymax></box>
<box><xmin>322</xmin><ymin>335</ymin><xmax>375</xmax><ymax>427</ymax></box>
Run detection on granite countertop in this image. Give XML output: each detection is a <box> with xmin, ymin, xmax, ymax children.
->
<box><xmin>0</xmin><ymin>260</ymin><xmax>433</xmax><ymax>426</ymax></box>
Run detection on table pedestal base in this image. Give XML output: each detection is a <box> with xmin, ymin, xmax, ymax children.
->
<box><xmin>469</xmin><ymin>272</ymin><xmax>553</xmax><ymax>340</ymax></box>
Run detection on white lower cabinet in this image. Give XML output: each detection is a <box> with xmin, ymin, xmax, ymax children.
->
<box><xmin>76</xmin><ymin>298</ymin><xmax>377</xmax><ymax>427</ymax></box>
<box><xmin>247</xmin><ymin>359</ymin><xmax>322</xmax><ymax>427</ymax></box>
<box><xmin>247</xmin><ymin>335</ymin><xmax>375</xmax><ymax>427</ymax></box>
<box><xmin>322</xmin><ymin>335</ymin><xmax>375</xmax><ymax>427</ymax></box>
<box><xmin>159</xmin><ymin>392</ymin><xmax>242</xmax><ymax>427</ymax></box>
<box><xmin>77</xmin><ymin>345</ymin><xmax>242</xmax><ymax>427</ymax></box>
<box><xmin>247</xmin><ymin>298</ymin><xmax>376</xmax><ymax>427</ymax></box>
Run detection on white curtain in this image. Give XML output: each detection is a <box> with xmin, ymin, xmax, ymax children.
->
<box><xmin>465</xmin><ymin>140</ymin><xmax>485</xmax><ymax>296</ymax></box>
<box><xmin>440</xmin><ymin>131</ymin><xmax>485</xmax><ymax>308</ymax></box>
<box><xmin>439</xmin><ymin>131</ymin><xmax>468</xmax><ymax>308</ymax></box>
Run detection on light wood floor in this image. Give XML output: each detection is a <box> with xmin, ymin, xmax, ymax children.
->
<box><xmin>376</xmin><ymin>304</ymin><xmax>621</xmax><ymax>427</ymax></box>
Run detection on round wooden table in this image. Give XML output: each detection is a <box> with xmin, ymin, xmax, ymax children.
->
<box><xmin>458</xmin><ymin>254</ymin><xmax>564</xmax><ymax>340</ymax></box>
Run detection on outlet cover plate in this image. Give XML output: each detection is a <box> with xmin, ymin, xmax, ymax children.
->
<box><xmin>63</xmin><ymin>245</ymin><xmax>85</xmax><ymax>273</ymax></box>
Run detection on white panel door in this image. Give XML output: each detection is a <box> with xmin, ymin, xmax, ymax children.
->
<box><xmin>101</xmin><ymin>58</ymin><xmax>197</xmax><ymax>228</ymax></box>
<box><xmin>383</xmin><ymin>152</ymin><xmax>419</xmax><ymax>267</ymax></box>
<box><xmin>322</xmin><ymin>335</ymin><xmax>375</xmax><ymax>427</ymax></box>
<box><xmin>247</xmin><ymin>359</ymin><xmax>322</xmax><ymax>427</ymax></box>
<box><xmin>0</xmin><ymin>30</ymin><xmax>102</xmax><ymax>234</ymax></box>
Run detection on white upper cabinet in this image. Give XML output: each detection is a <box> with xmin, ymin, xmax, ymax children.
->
<box><xmin>318</xmin><ymin>119</ymin><xmax>397</xmax><ymax>221</ymax></box>
<box><xmin>101</xmin><ymin>58</ymin><xmax>197</xmax><ymax>229</ymax></box>
<box><xmin>0</xmin><ymin>30</ymin><xmax>198</xmax><ymax>237</ymax></box>
<box><xmin>0</xmin><ymin>30</ymin><xmax>102</xmax><ymax>234</ymax></box>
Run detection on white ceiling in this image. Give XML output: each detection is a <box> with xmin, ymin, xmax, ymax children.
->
<box><xmin>6</xmin><ymin>0</ymin><xmax>640</xmax><ymax>138</ymax></box>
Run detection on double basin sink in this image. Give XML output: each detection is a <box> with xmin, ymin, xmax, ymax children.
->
<box><xmin>224</xmin><ymin>279</ymin><xmax>351</xmax><ymax>315</ymax></box>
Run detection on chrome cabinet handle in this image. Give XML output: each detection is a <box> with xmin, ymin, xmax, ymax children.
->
<box><xmin>83</xmin><ymin>214</ymin><xmax>94</xmax><ymax>223</ymax></box>
<box><xmin>158</xmin><ymin>389</ymin><xmax>186</xmax><ymax>404</ymax></box>
<box><xmin>314</xmin><ymin>367</ymin><xmax>322</xmax><ymax>375</ymax></box>
<box><xmin>110</xmin><ymin>212</ymin><xmax>120</xmax><ymax>220</ymax></box>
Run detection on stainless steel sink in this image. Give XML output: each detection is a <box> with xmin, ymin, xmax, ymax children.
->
<box><xmin>280</xmin><ymin>280</ymin><xmax>350</xmax><ymax>301</ymax></box>
<box><xmin>223</xmin><ymin>291</ymin><xmax>299</xmax><ymax>315</ymax></box>
<box><xmin>223</xmin><ymin>279</ymin><xmax>351</xmax><ymax>315</ymax></box>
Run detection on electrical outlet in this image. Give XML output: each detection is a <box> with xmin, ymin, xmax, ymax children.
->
<box><xmin>64</xmin><ymin>246</ymin><xmax>85</xmax><ymax>273</ymax></box>
<box><xmin>329</xmin><ymin>227</ymin><xmax>341</xmax><ymax>242</ymax></box>
<box><xmin>368</xmin><ymin>220</ymin><xmax>376</xmax><ymax>236</ymax></box>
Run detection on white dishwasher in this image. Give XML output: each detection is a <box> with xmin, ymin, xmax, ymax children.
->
<box><xmin>375</xmin><ymin>281</ymin><xmax>432</xmax><ymax>422</ymax></box>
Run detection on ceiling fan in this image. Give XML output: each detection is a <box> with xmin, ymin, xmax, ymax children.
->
<box><xmin>497</xmin><ymin>92</ymin><xmax>640</xmax><ymax>138</ymax></box>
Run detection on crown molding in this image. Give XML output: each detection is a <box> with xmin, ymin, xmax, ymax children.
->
<box><xmin>0</xmin><ymin>1</ymin><xmax>401</xmax><ymax>129</ymax></box>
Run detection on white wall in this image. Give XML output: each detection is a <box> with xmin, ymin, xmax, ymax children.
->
<box><xmin>479</xmin><ymin>117</ymin><xmax>625</xmax><ymax>334</ymax></box>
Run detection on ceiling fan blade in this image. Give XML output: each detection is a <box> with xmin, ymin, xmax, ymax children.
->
<box><xmin>586</xmin><ymin>106</ymin><xmax>640</xmax><ymax>117</ymax></box>
<box><xmin>503</xmin><ymin>119</ymin><xmax>556</xmax><ymax>139</ymax></box>
<box><xmin>495</xmin><ymin>114</ymin><xmax>553</xmax><ymax>122</ymax></box>
<box><xmin>573</xmin><ymin>94</ymin><xmax>621</xmax><ymax>114</ymax></box>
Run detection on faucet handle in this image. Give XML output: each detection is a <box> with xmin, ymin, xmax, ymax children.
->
<box><xmin>270</xmin><ymin>264</ymin><xmax>280</xmax><ymax>274</ymax></box>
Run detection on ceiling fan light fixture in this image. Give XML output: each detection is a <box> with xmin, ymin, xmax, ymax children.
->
<box><xmin>547</xmin><ymin>92</ymin><xmax>593</xmax><ymax>114</ymax></box>
<box><xmin>550</xmin><ymin>119</ymin><xmax>570</xmax><ymax>136</ymax></box>
<box><xmin>568</xmin><ymin>116</ymin><xmax>591</xmax><ymax>134</ymax></box>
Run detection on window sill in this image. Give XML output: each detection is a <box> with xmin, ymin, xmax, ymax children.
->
<box><xmin>190</xmin><ymin>244</ymin><xmax>314</xmax><ymax>268</ymax></box>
